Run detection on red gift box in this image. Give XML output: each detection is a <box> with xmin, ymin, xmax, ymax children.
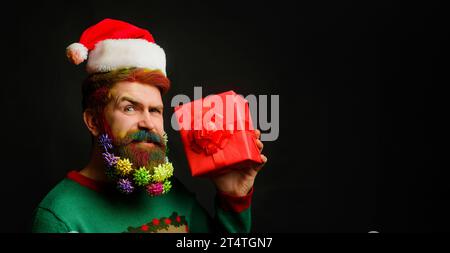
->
<box><xmin>174</xmin><ymin>90</ymin><xmax>262</xmax><ymax>177</ymax></box>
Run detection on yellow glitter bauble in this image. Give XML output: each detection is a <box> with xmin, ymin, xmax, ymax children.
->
<box><xmin>116</xmin><ymin>158</ymin><xmax>133</xmax><ymax>176</ymax></box>
<box><xmin>152</xmin><ymin>162</ymin><xmax>174</xmax><ymax>182</ymax></box>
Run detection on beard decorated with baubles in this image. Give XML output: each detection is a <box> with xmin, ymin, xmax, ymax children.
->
<box><xmin>98</xmin><ymin>131</ymin><xmax>174</xmax><ymax>196</ymax></box>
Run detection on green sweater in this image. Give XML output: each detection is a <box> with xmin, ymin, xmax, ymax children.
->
<box><xmin>31</xmin><ymin>171</ymin><xmax>252</xmax><ymax>233</ymax></box>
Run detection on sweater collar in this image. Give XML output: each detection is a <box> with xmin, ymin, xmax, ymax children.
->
<box><xmin>66</xmin><ymin>170</ymin><xmax>111</xmax><ymax>192</ymax></box>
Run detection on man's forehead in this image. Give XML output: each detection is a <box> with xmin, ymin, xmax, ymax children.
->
<box><xmin>110</xmin><ymin>82</ymin><xmax>163</xmax><ymax>106</ymax></box>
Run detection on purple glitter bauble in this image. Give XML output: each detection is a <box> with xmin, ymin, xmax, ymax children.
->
<box><xmin>102</xmin><ymin>152</ymin><xmax>118</xmax><ymax>167</ymax></box>
<box><xmin>146</xmin><ymin>182</ymin><xmax>164</xmax><ymax>196</ymax></box>
<box><xmin>117</xmin><ymin>178</ymin><xmax>135</xmax><ymax>194</ymax></box>
<box><xmin>99</xmin><ymin>134</ymin><xmax>113</xmax><ymax>151</ymax></box>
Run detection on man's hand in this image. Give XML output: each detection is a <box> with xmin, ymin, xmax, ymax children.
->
<box><xmin>210</xmin><ymin>129</ymin><xmax>267</xmax><ymax>197</ymax></box>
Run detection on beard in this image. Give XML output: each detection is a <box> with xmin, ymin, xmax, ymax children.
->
<box><xmin>97</xmin><ymin>124</ymin><xmax>173</xmax><ymax>196</ymax></box>
<box><xmin>111</xmin><ymin>130</ymin><xmax>167</xmax><ymax>170</ymax></box>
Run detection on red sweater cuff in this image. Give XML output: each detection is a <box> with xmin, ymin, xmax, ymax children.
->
<box><xmin>217</xmin><ymin>187</ymin><xmax>254</xmax><ymax>213</ymax></box>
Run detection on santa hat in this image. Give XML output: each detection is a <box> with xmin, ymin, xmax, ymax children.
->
<box><xmin>66</xmin><ymin>18</ymin><xmax>166</xmax><ymax>76</ymax></box>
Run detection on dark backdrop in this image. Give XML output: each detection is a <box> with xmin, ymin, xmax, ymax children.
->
<box><xmin>1</xmin><ymin>0</ymin><xmax>449</xmax><ymax>233</ymax></box>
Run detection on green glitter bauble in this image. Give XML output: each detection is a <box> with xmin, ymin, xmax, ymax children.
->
<box><xmin>133</xmin><ymin>167</ymin><xmax>151</xmax><ymax>186</ymax></box>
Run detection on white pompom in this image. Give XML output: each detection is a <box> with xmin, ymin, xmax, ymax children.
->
<box><xmin>66</xmin><ymin>43</ymin><xmax>88</xmax><ymax>65</ymax></box>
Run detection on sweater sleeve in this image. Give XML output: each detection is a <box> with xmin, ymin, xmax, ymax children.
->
<box><xmin>31</xmin><ymin>207</ymin><xmax>70</xmax><ymax>233</ymax></box>
<box><xmin>187</xmin><ymin>188</ymin><xmax>253</xmax><ymax>233</ymax></box>
<box><xmin>214</xmin><ymin>187</ymin><xmax>253</xmax><ymax>233</ymax></box>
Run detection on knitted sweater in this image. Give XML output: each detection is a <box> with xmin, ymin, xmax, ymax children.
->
<box><xmin>31</xmin><ymin>171</ymin><xmax>253</xmax><ymax>233</ymax></box>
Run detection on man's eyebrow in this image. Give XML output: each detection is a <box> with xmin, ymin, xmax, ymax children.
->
<box><xmin>152</xmin><ymin>105</ymin><xmax>164</xmax><ymax>111</ymax></box>
<box><xmin>115</xmin><ymin>96</ymin><xmax>142</xmax><ymax>106</ymax></box>
<box><xmin>115</xmin><ymin>96</ymin><xmax>164</xmax><ymax>110</ymax></box>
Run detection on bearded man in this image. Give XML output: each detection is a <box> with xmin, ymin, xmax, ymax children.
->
<box><xmin>31</xmin><ymin>19</ymin><xmax>266</xmax><ymax>233</ymax></box>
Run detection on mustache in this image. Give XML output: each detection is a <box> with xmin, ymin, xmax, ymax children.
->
<box><xmin>116</xmin><ymin>130</ymin><xmax>166</xmax><ymax>168</ymax></box>
<box><xmin>126</xmin><ymin>130</ymin><xmax>163</xmax><ymax>146</ymax></box>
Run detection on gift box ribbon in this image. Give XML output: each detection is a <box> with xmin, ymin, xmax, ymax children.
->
<box><xmin>188</xmin><ymin>106</ymin><xmax>234</xmax><ymax>168</ymax></box>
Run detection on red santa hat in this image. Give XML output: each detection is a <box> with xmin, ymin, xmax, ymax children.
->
<box><xmin>66</xmin><ymin>18</ymin><xmax>166</xmax><ymax>76</ymax></box>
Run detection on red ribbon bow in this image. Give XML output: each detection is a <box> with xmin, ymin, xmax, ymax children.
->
<box><xmin>188</xmin><ymin>107</ymin><xmax>233</xmax><ymax>155</ymax></box>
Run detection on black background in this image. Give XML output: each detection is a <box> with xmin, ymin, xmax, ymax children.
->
<box><xmin>1</xmin><ymin>0</ymin><xmax>449</xmax><ymax>233</ymax></box>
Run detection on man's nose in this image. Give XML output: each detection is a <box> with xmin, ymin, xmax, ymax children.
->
<box><xmin>137</xmin><ymin>112</ymin><xmax>156</xmax><ymax>131</ymax></box>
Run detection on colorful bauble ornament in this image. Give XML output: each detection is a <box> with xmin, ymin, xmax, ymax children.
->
<box><xmin>117</xmin><ymin>178</ymin><xmax>135</xmax><ymax>194</ymax></box>
<box><xmin>115</xmin><ymin>158</ymin><xmax>133</xmax><ymax>176</ymax></box>
<box><xmin>134</xmin><ymin>167</ymin><xmax>152</xmax><ymax>186</ymax></box>
<box><xmin>152</xmin><ymin>162</ymin><xmax>174</xmax><ymax>182</ymax></box>
<box><xmin>163</xmin><ymin>180</ymin><xmax>172</xmax><ymax>194</ymax></box>
<box><xmin>146</xmin><ymin>182</ymin><xmax>164</xmax><ymax>196</ymax></box>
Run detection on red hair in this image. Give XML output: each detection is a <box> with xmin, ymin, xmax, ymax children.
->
<box><xmin>82</xmin><ymin>68</ymin><xmax>170</xmax><ymax>112</ymax></box>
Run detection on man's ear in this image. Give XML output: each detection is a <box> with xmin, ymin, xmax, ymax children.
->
<box><xmin>83</xmin><ymin>109</ymin><xmax>100</xmax><ymax>137</ymax></box>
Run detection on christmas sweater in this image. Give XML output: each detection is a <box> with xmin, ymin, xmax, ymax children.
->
<box><xmin>31</xmin><ymin>171</ymin><xmax>253</xmax><ymax>233</ymax></box>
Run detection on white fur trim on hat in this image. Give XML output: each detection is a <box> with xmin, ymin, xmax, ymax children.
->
<box><xmin>86</xmin><ymin>39</ymin><xmax>166</xmax><ymax>75</ymax></box>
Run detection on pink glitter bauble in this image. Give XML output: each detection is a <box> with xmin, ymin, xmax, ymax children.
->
<box><xmin>146</xmin><ymin>182</ymin><xmax>164</xmax><ymax>196</ymax></box>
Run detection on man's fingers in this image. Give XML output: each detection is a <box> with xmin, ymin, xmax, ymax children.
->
<box><xmin>261</xmin><ymin>154</ymin><xmax>267</xmax><ymax>164</ymax></box>
<box><xmin>255</xmin><ymin>129</ymin><xmax>261</xmax><ymax>139</ymax></box>
<box><xmin>253</xmin><ymin>154</ymin><xmax>267</xmax><ymax>173</ymax></box>
<box><xmin>256</xmin><ymin>139</ymin><xmax>264</xmax><ymax>152</ymax></box>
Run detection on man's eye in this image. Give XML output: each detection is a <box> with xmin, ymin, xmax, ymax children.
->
<box><xmin>150</xmin><ymin>108</ymin><xmax>161</xmax><ymax>114</ymax></box>
<box><xmin>124</xmin><ymin>105</ymin><xmax>135</xmax><ymax>112</ymax></box>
